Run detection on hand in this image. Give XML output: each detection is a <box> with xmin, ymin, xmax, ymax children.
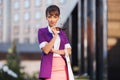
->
<box><xmin>51</xmin><ymin>48</ymin><xmax>55</xmax><ymax>53</ymax></box>
<box><xmin>51</xmin><ymin>27</ymin><xmax>58</xmax><ymax>35</ymax></box>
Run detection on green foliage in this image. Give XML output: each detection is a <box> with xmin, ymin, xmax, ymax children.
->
<box><xmin>0</xmin><ymin>41</ymin><xmax>38</xmax><ymax>80</ymax></box>
<box><xmin>75</xmin><ymin>75</ymin><xmax>89</xmax><ymax>80</ymax></box>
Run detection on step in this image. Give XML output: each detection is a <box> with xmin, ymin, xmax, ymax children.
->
<box><xmin>108</xmin><ymin>21</ymin><xmax>120</xmax><ymax>29</ymax></box>
<box><xmin>108</xmin><ymin>1</ymin><xmax>120</xmax><ymax>7</ymax></box>
<box><xmin>108</xmin><ymin>8</ymin><xmax>120</xmax><ymax>12</ymax></box>
<box><xmin>108</xmin><ymin>0</ymin><xmax>120</xmax><ymax>2</ymax></box>
<box><xmin>108</xmin><ymin>31</ymin><xmax>120</xmax><ymax>38</ymax></box>
<box><xmin>108</xmin><ymin>3</ymin><xmax>120</xmax><ymax>8</ymax></box>
<box><xmin>108</xmin><ymin>12</ymin><xmax>120</xmax><ymax>20</ymax></box>
<box><xmin>108</xmin><ymin>21</ymin><xmax>120</xmax><ymax>38</ymax></box>
<box><xmin>108</xmin><ymin>3</ymin><xmax>120</xmax><ymax>12</ymax></box>
<box><xmin>108</xmin><ymin>1</ymin><xmax>120</xmax><ymax>4</ymax></box>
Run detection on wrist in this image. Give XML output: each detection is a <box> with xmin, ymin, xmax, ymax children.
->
<box><xmin>54</xmin><ymin>34</ymin><xmax>58</xmax><ymax>37</ymax></box>
<box><xmin>53</xmin><ymin>49</ymin><xmax>57</xmax><ymax>53</ymax></box>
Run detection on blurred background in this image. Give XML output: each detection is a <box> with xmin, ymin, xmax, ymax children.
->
<box><xmin>0</xmin><ymin>0</ymin><xmax>120</xmax><ymax>80</ymax></box>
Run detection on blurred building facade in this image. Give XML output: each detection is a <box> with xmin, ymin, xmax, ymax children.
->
<box><xmin>0</xmin><ymin>0</ymin><xmax>78</xmax><ymax>52</ymax></box>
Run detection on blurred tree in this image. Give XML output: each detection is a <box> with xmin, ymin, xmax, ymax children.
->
<box><xmin>6</xmin><ymin>40</ymin><xmax>24</xmax><ymax>80</ymax></box>
<box><xmin>0</xmin><ymin>40</ymin><xmax>38</xmax><ymax>80</ymax></box>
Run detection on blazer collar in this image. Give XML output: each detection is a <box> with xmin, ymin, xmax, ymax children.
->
<box><xmin>47</xmin><ymin>25</ymin><xmax>60</xmax><ymax>34</ymax></box>
<box><xmin>48</xmin><ymin>25</ymin><xmax>53</xmax><ymax>34</ymax></box>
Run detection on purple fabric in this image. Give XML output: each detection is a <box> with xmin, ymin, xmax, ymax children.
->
<box><xmin>39</xmin><ymin>53</ymin><xmax>53</xmax><ymax>78</ymax></box>
<box><xmin>38</xmin><ymin>27</ymin><xmax>70</xmax><ymax>79</ymax></box>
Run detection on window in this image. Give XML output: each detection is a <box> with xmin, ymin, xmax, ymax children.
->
<box><xmin>24</xmin><ymin>37</ymin><xmax>30</xmax><ymax>43</ymax></box>
<box><xmin>46</xmin><ymin>0</ymin><xmax>53</xmax><ymax>5</ymax></box>
<box><xmin>13</xmin><ymin>26</ymin><xmax>19</xmax><ymax>35</ymax></box>
<box><xmin>14</xmin><ymin>1</ymin><xmax>20</xmax><ymax>9</ymax></box>
<box><xmin>35</xmin><ymin>0</ymin><xmax>41</xmax><ymax>7</ymax></box>
<box><xmin>14</xmin><ymin>13</ymin><xmax>19</xmax><ymax>22</ymax></box>
<box><xmin>35</xmin><ymin>11</ymin><xmax>41</xmax><ymax>20</ymax></box>
<box><xmin>0</xmin><ymin>0</ymin><xmax>2</xmax><ymax>5</ymax></box>
<box><xmin>14</xmin><ymin>38</ymin><xmax>19</xmax><ymax>43</ymax></box>
<box><xmin>0</xmin><ymin>29</ymin><xmax>2</xmax><ymax>42</ymax></box>
<box><xmin>0</xmin><ymin>9</ymin><xmax>2</xmax><ymax>16</ymax></box>
<box><xmin>24</xmin><ymin>12</ymin><xmax>30</xmax><ymax>21</ymax></box>
<box><xmin>35</xmin><ymin>36</ymin><xmax>38</xmax><ymax>43</ymax></box>
<box><xmin>59</xmin><ymin>0</ymin><xmax>66</xmax><ymax>4</ymax></box>
<box><xmin>24</xmin><ymin>0</ymin><xmax>30</xmax><ymax>8</ymax></box>
<box><xmin>35</xmin><ymin>23</ymin><xmax>41</xmax><ymax>28</ymax></box>
<box><xmin>0</xmin><ymin>20</ymin><xmax>2</xmax><ymax>27</ymax></box>
<box><xmin>24</xmin><ymin>27</ymin><xmax>30</xmax><ymax>34</ymax></box>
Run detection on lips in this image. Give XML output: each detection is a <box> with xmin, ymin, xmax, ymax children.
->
<box><xmin>50</xmin><ymin>23</ymin><xmax>56</xmax><ymax>26</ymax></box>
<box><xmin>51</xmin><ymin>22</ymin><xmax>55</xmax><ymax>24</ymax></box>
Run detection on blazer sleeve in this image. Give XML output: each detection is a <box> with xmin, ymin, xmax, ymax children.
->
<box><xmin>38</xmin><ymin>28</ymin><xmax>48</xmax><ymax>50</ymax></box>
<box><xmin>62</xmin><ymin>31</ymin><xmax>70</xmax><ymax>44</ymax></box>
<box><xmin>62</xmin><ymin>31</ymin><xmax>71</xmax><ymax>49</ymax></box>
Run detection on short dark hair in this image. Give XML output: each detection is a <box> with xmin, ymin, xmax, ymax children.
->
<box><xmin>46</xmin><ymin>5</ymin><xmax>60</xmax><ymax>17</ymax></box>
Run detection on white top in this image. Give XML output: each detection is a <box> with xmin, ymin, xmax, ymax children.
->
<box><xmin>39</xmin><ymin>26</ymin><xmax>71</xmax><ymax>57</ymax></box>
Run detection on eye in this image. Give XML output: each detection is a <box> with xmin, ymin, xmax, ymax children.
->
<box><xmin>47</xmin><ymin>15</ymin><xmax>51</xmax><ymax>18</ymax></box>
<box><xmin>54</xmin><ymin>16</ymin><xmax>58</xmax><ymax>18</ymax></box>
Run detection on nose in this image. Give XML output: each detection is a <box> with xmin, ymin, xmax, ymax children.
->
<box><xmin>50</xmin><ymin>17</ymin><xmax>55</xmax><ymax>22</ymax></box>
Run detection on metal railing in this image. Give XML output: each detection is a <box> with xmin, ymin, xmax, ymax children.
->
<box><xmin>66</xmin><ymin>0</ymin><xmax>108</xmax><ymax>80</ymax></box>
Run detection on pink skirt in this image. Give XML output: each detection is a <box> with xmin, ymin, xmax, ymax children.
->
<box><xmin>46</xmin><ymin>56</ymin><xmax>68</xmax><ymax>80</ymax></box>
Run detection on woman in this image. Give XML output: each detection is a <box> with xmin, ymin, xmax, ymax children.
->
<box><xmin>38</xmin><ymin>5</ymin><xmax>72</xmax><ymax>80</ymax></box>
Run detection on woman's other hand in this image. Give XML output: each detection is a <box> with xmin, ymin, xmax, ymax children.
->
<box><xmin>51</xmin><ymin>27</ymin><xmax>59</xmax><ymax>35</ymax></box>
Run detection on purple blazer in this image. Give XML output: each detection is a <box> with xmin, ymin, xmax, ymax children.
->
<box><xmin>38</xmin><ymin>27</ymin><xmax>70</xmax><ymax>79</ymax></box>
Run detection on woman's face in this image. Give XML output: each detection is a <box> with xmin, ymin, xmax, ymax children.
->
<box><xmin>46</xmin><ymin>13</ymin><xmax>59</xmax><ymax>27</ymax></box>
